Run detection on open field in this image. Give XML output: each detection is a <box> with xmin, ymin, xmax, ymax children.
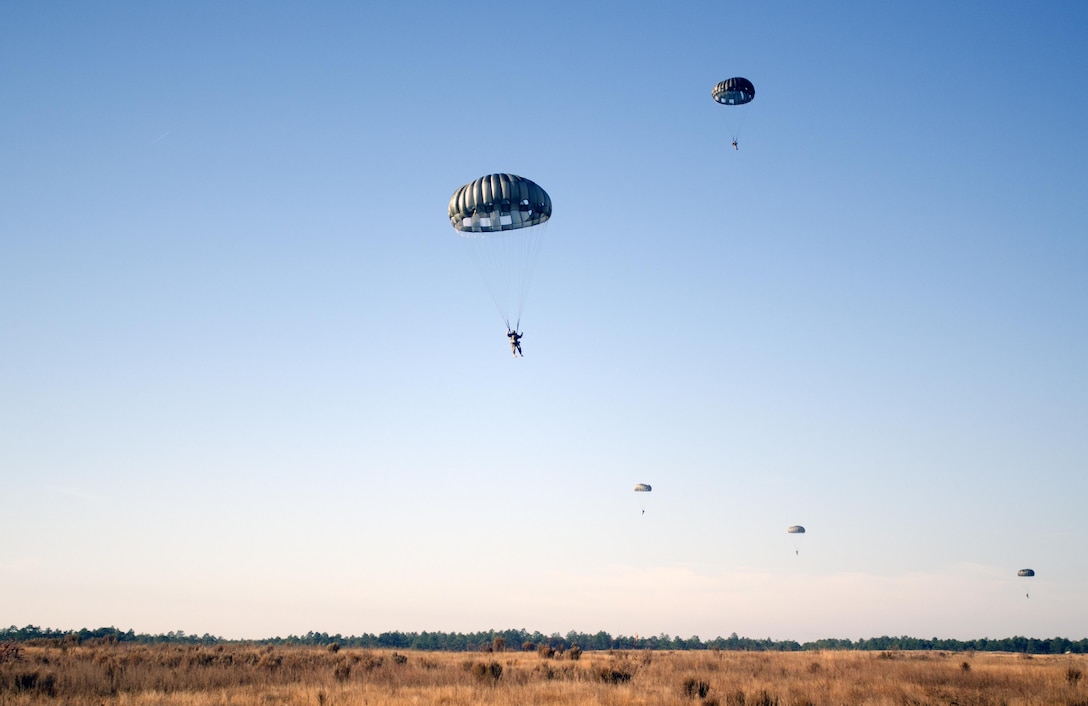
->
<box><xmin>2</xmin><ymin>642</ymin><xmax>1087</xmax><ymax>705</ymax></box>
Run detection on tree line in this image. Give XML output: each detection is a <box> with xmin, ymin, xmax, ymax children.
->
<box><xmin>2</xmin><ymin>625</ymin><xmax>1085</xmax><ymax>654</ymax></box>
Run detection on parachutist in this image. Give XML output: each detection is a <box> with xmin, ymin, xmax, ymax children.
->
<box><xmin>787</xmin><ymin>525</ymin><xmax>805</xmax><ymax>555</ymax></box>
<box><xmin>1018</xmin><ymin>569</ymin><xmax>1034</xmax><ymax>598</ymax></box>
<box><xmin>507</xmin><ymin>329</ymin><xmax>523</xmax><ymax>357</ymax></box>
<box><xmin>713</xmin><ymin>77</ymin><xmax>754</xmax><ymax>153</ymax></box>
<box><xmin>449</xmin><ymin>174</ymin><xmax>551</xmax><ymax>339</ymax></box>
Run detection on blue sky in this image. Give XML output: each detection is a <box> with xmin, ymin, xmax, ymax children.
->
<box><xmin>2</xmin><ymin>1</ymin><xmax>1086</xmax><ymax>642</ymax></box>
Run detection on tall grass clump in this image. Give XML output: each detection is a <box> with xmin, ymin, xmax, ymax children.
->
<box><xmin>682</xmin><ymin>676</ymin><xmax>711</xmax><ymax>698</ymax></box>
<box><xmin>594</xmin><ymin>664</ymin><xmax>632</xmax><ymax>684</ymax></box>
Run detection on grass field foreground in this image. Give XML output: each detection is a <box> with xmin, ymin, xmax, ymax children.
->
<box><xmin>2</xmin><ymin>642</ymin><xmax>1087</xmax><ymax>705</ymax></box>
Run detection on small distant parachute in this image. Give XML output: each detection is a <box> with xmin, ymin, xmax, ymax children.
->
<box><xmin>787</xmin><ymin>525</ymin><xmax>805</xmax><ymax>555</ymax></box>
<box><xmin>448</xmin><ymin>173</ymin><xmax>552</xmax><ymax>331</ymax></box>
<box><xmin>634</xmin><ymin>483</ymin><xmax>652</xmax><ymax>515</ymax></box>
<box><xmin>634</xmin><ymin>483</ymin><xmax>652</xmax><ymax>492</ymax></box>
<box><xmin>712</xmin><ymin>77</ymin><xmax>755</xmax><ymax>148</ymax></box>
<box><xmin>1018</xmin><ymin>568</ymin><xmax>1035</xmax><ymax>598</ymax></box>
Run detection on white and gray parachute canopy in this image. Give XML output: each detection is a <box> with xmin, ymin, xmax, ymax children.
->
<box><xmin>787</xmin><ymin>525</ymin><xmax>806</xmax><ymax>534</ymax></box>
<box><xmin>1017</xmin><ymin>569</ymin><xmax>1035</xmax><ymax>577</ymax></box>
<box><xmin>448</xmin><ymin>173</ymin><xmax>552</xmax><ymax>330</ymax></box>
<box><xmin>448</xmin><ymin>173</ymin><xmax>551</xmax><ymax>233</ymax></box>
<box><xmin>634</xmin><ymin>483</ymin><xmax>652</xmax><ymax>492</ymax></box>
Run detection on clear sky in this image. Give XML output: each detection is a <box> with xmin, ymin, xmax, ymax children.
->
<box><xmin>2</xmin><ymin>1</ymin><xmax>1086</xmax><ymax>643</ymax></box>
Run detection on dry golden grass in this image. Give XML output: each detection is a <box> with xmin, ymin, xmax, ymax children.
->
<box><xmin>2</xmin><ymin>643</ymin><xmax>1086</xmax><ymax>705</ymax></box>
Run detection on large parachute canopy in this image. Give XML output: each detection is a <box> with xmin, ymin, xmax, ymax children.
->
<box><xmin>787</xmin><ymin>525</ymin><xmax>805</xmax><ymax>534</ymax></box>
<box><xmin>449</xmin><ymin>173</ymin><xmax>551</xmax><ymax>233</ymax></box>
<box><xmin>634</xmin><ymin>483</ymin><xmax>652</xmax><ymax>492</ymax></box>
<box><xmin>712</xmin><ymin>77</ymin><xmax>755</xmax><ymax>105</ymax></box>
<box><xmin>448</xmin><ymin>173</ymin><xmax>552</xmax><ymax>330</ymax></box>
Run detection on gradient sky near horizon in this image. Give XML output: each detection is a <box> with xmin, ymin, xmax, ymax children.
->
<box><xmin>3</xmin><ymin>1</ymin><xmax>1087</xmax><ymax>643</ymax></box>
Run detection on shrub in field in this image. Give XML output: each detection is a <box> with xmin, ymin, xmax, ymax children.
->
<box><xmin>682</xmin><ymin>677</ymin><xmax>711</xmax><ymax>698</ymax></box>
<box><xmin>594</xmin><ymin>666</ymin><xmax>632</xmax><ymax>684</ymax></box>
<box><xmin>467</xmin><ymin>660</ymin><xmax>503</xmax><ymax>684</ymax></box>
<box><xmin>725</xmin><ymin>689</ymin><xmax>746</xmax><ymax>706</ymax></box>
<box><xmin>531</xmin><ymin>662</ymin><xmax>579</xmax><ymax>682</ymax></box>
<box><xmin>0</xmin><ymin>643</ymin><xmax>20</xmax><ymax>664</ymax></box>
<box><xmin>359</xmin><ymin>651</ymin><xmax>384</xmax><ymax>671</ymax></box>
<box><xmin>391</xmin><ymin>652</ymin><xmax>408</xmax><ymax>665</ymax></box>
<box><xmin>257</xmin><ymin>653</ymin><xmax>283</xmax><ymax>671</ymax></box>
<box><xmin>333</xmin><ymin>661</ymin><xmax>351</xmax><ymax>682</ymax></box>
<box><xmin>1068</xmin><ymin>667</ymin><xmax>1083</xmax><ymax>687</ymax></box>
<box><xmin>187</xmin><ymin>651</ymin><xmax>216</xmax><ymax>667</ymax></box>
<box><xmin>568</xmin><ymin>645</ymin><xmax>582</xmax><ymax>661</ymax></box>
<box><xmin>493</xmin><ymin>637</ymin><xmax>506</xmax><ymax>653</ymax></box>
<box><xmin>522</xmin><ymin>641</ymin><xmax>536</xmax><ymax>652</ymax></box>
<box><xmin>960</xmin><ymin>661</ymin><xmax>971</xmax><ymax>672</ymax></box>
<box><xmin>326</xmin><ymin>643</ymin><xmax>340</xmax><ymax>653</ymax></box>
<box><xmin>537</xmin><ymin>644</ymin><xmax>556</xmax><ymax>659</ymax></box>
<box><xmin>11</xmin><ymin>670</ymin><xmax>56</xmax><ymax>697</ymax></box>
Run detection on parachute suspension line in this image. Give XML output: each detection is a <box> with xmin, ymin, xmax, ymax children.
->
<box><xmin>728</xmin><ymin>104</ymin><xmax>751</xmax><ymax>147</ymax></box>
<box><xmin>461</xmin><ymin>231</ymin><xmax>510</xmax><ymax>329</ymax></box>
<box><xmin>731</xmin><ymin>117</ymin><xmax>744</xmax><ymax>144</ymax></box>
<box><xmin>460</xmin><ymin>222</ymin><xmax>545</xmax><ymax>332</ymax></box>
<box><xmin>513</xmin><ymin>219</ymin><xmax>548</xmax><ymax>330</ymax></box>
<box><xmin>495</xmin><ymin>224</ymin><xmax>516</xmax><ymax>329</ymax></box>
<box><xmin>735</xmin><ymin>101</ymin><xmax>751</xmax><ymax>141</ymax></box>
